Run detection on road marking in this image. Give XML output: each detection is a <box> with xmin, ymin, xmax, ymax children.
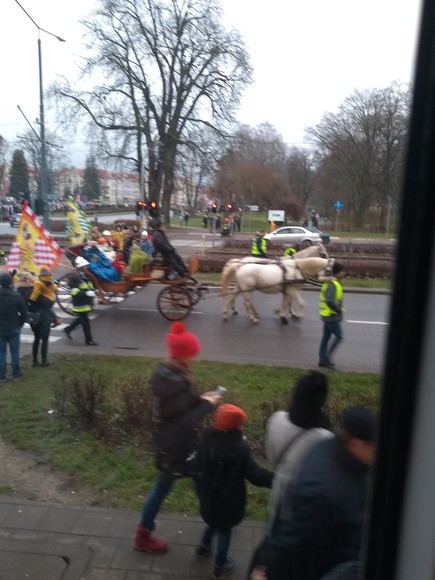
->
<box><xmin>119</xmin><ymin>307</ymin><xmax>203</xmax><ymax>315</ymax></box>
<box><xmin>21</xmin><ymin>335</ymin><xmax>62</xmax><ymax>343</ymax></box>
<box><xmin>347</xmin><ymin>320</ymin><xmax>389</xmax><ymax>325</ymax></box>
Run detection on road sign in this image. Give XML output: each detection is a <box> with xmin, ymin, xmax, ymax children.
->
<box><xmin>333</xmin><ymin>200</ymin><xmax>343</xmax><ymax>210</ymax></box>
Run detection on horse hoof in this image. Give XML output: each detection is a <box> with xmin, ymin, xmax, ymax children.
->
<box><xmin>291</xmin><ymin>314</ymin><xmax>302</xmax><ymax>321</ymax></box>
<box><xmin>252</xmin><ymin>319</ymin><xmax>259</xmax><ymax>325</ymax></box>
<box><xmin>222</xmin><ymin>316</ymin><xmax>228</xmax><ymax>322</ymax></box>
<box><xmin>281</xmin><ymin>317</ymin><xmax>288</xmax><ymax>325</ymax></box>
<box><xmin>232</xmin><ymin>311</ymin><xmax>238</xmax><ymax>316</ymax></box>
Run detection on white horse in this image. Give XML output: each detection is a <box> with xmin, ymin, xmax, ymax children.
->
<box><xmin>220</xmin><ymin>244</ymin><xmax>329</xmax><ymax>324</ymax></box>
<box><xmin>221</xmin><ymin>255</ymin><xmax>334</xmax><ymax>324</ymax></box>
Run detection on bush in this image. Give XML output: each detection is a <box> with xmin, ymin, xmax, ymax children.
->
<box><xmin>115</xmin><ymin>374</ymin><xmax>155</xmax><ymax>435</ymax></box>
<box><xmin>53</xmin><ymin>371</ymin><xmax>109</xmax><ymax>424</ymax></box>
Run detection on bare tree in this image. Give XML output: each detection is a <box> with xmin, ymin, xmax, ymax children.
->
<box><xmin>214</xmin><ymin>123</ymin><xmax>295</xmax><ymax>211</ymax></box>
<box><xmin>51</xmin><ymin>0</ymin><xmax>252</xmax><ymax>222</ymax></box>
<box><xmin>307</xmin><ymin>83</ymin><xmax>410</xmax><ymax>229</ymax></box>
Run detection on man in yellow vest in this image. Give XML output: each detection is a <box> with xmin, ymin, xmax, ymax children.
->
<box><xmin>251</xmin><ymin>230</ymin><xmax>268</xmax><ymax>258</ymax></box>
<box><xmin>318</xmin><ymin>262</ymin><xmax>345</xmax><ymax>370</ymax></box>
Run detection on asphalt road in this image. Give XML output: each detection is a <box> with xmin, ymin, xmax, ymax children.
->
<box><xmin>33</xmin><ymin>285</ymin><xmax>390</xmax><ymax>374</ymax></box>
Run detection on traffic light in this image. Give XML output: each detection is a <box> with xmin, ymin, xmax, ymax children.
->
<box><xmin>211</xmin><ymin>202</ymin><xmax>217</xmax><ymax>214</ymax></box>
<box><xmin>148</xmin><ymin>200</ymin><xmax>159</xmax><ymax>218</ymax></box>
<box><xmin>226</xmin><ymin>202</ymin><xmax>233</xmax><ymax>211</ymax></box>
<box><xmin>136</xmin><ymin>200</ymin><xmax>146</xmax><ymax>216</ymax></box>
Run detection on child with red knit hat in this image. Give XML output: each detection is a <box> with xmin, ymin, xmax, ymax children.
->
<box><xmin>196</xmin><ymin>403</ymin><xmax>273</xmax><ymax>578</ymax></box>
<box><xmin>133</xmin><ymin>322</ymin><xmax>222</xmax><ymax>554</ymax></box>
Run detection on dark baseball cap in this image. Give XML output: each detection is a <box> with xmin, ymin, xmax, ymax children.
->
<box><xmin>0</xmin><ymin>273</ymin><xmax>13</xmax><ymax>288</ymax></box>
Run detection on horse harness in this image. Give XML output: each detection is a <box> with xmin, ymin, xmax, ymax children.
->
<box><xmin>275</xmin><ymin>256</ymin><xmax>335</xmax><ymax>293</ymax></box>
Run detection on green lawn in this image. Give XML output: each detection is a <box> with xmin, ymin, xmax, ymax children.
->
<box><xmin>0</xmin><ymin>354</ymin><xmax>380</xmax><ymax>519</ymax></box>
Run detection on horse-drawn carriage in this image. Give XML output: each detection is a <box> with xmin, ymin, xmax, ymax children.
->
<box><xmin>55</xmin><ymin>245</ymin><xmax>207</xmax><ymax>321</ymax></box>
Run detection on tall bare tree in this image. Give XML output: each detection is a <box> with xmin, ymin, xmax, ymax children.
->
<box><xmin>307</xmin><ymin>83</ymin><xmax>410</xmax><ymax>229</ymax></box>
<box><xmin>52</xmin><ymin>0</ymin><xmax>252</xmax><ymax>222</ymax></box>
<box><xmin>214</xmin><ymin>123</ymin><xmax>302</xmax><ymax>215</ymax></box>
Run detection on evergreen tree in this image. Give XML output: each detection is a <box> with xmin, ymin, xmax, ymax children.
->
<box><xmin>81</xmin><ymin>155</ymin><xmax>101</xmax><ymax>200</ymax></box>
<box><xmin>9</xmin><ymin>149</ymin><xmax>29</xmax><ymax>200</ymax></box>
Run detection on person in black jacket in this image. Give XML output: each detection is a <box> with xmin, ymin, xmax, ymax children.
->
<box><xmin>133</xmin><ymin>322</ymin><xmax>221</xmax><ymax>554</ymax></box>
<box><xmin>250</xmin><ymin>406</ymin><xmax>376</xmax><ymax>580</ymax></box>
<box><xmin>197</xmin><ymin>404</ymin><xmax>273</xmax><ymax>579</ymax></box>
<box><xmin>149</xmin><ymin>218</ymin><xmax>189</xmax><ymax>278</ymax></box>
<box><xmin>0</xmin><ymin>273</ymin><xmax>27</xmax><ymax>382</ymax></box>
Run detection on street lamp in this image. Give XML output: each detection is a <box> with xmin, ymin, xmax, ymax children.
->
<box><xmin>14</xmin><ymin>0</ymin><xmax>65</xmax><ymax>230</ymax></box>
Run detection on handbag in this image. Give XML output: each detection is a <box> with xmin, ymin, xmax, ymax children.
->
<box><xmin>27</xmin><ymin>310</ymin><xmax>42</xmax><ymax>326</ymax></box>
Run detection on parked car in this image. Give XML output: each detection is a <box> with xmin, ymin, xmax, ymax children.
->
<box><xmin>264</xmin><ymin>225</ymin><xmax>330</xmax><ymax>246</ymax></box>
<box><xmin>9</xmin><ymin>213</ymin><xmax>22</xmax><ymax>228</ymax></box>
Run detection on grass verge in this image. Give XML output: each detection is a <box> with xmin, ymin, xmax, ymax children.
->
<box><xmin>0</xmin><ymin>354</ymin><xmax>379</xmax><ymax>520</ymax></box>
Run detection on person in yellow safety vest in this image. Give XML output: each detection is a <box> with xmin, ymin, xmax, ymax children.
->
<box><xmin>63</xmin><ymin>274</ymin><xmax>98</xmax><ymax>346</ymax></box>
<box><xmin>251</xmin><ymin>230</ymin><xmax>268</xmax><ymax>258</ymax></box>
<box><xmin>318</xmin><ymin>262</ymin><xmax>345</xmax><ymax>370</ymax></box>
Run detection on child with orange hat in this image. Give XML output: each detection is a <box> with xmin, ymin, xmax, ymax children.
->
<box><xmin>196</xmin><ymin>404</ymin><xmax>273</xmax><ymax>578</ymax></box>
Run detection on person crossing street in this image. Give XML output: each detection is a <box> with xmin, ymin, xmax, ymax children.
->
<box><xmin>64</xmin><ymin>274</ymin><xmax>98</xmax><ymax>346</ymax></box>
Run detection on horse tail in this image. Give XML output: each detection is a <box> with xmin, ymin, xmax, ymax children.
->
<box><xmin>220</xmin><ymin>261</ymin><xmax>237</xmax><ymax>296</ymax></box>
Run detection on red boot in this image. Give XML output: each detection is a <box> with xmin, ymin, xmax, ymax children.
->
<box><xmin>133</xmin><ymin>523</ymin><xmax>168</xmax><ymax>553</ymax></box>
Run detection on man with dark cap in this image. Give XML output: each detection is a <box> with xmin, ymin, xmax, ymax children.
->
<box><xmin>249</xmin><ymin>405</ymin><xmax>376</xmax><ymax>580</ymax></box>
<box><xmin>149</xmin><ymin>218</ymin><xmax>189</xmax><ymax>279</ymax></box>
<box><xmin>319</xmin><ymin>261</ymin><xmax>345</xmax><ymax>369</ymax></box>
<box><xmin>0</xmin><ymin>273</ymin><xmax>27</xmax><ymax>382</ymax></box>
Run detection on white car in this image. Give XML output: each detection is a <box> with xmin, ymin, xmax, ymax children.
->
<box><xmin>264</xmin><ymin>226</ymin><xmax>324</xmax><ymax>246</ymax></box>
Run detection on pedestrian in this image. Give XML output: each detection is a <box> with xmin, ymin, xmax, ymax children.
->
<box><xmin>28</xmin><ymin>266</ymin><xmax>59</xmax><ymax>367</ymax></box>
<box><xmin>0</xmin><ymin>273</ymin><xmax>27</xmax><ymax>382</ymax></box>
<box><xmin>250</xmin><ymin>405</ymin><xmax>376</xmax><ymax>580</ymax></box>
<box><xmin>318</xmin><ymin>261</ymin><xmax>345</xmax><ymax>369</ymax></box>
<box><xmin>251</xmin><ymin>230</ymin><xmax>268</xmax><ymax>258</ymax></box>
<box><xmin>133</xmin><ymin>321</ymin><xmax>222</xmax><ymax>554</ymax></box>
<box><xmin>233</xmin><ymin>213</ymin><xmax>241</xmax><ymax>232</ymax></box>
<box><xmin>202</xmin><ymin>213</ymin><xmax>208</xmax><ymax>228</ymax></box>
<box><xmin>264</xmin><ymin>371</ymin><xmax>333</xmax><ymax>532</ymax></box>
<box><xmin>184</xmin><ymin>211</ymin><xmax>190</xmax><ymax>225</ymax></box>
<box><xmin>63</xmin><ymin>274</ymin><xmax>98</xmax><ymax>346</ymax></box>
<box><xmin>196</xmin><ymin>403</ymin><xmax>273</xmax><ymax>579</ymax></box>
<box><xmin>149</xmin><ymin>217</ymin><xmax>190</xmax><ymax>279</ymax></box>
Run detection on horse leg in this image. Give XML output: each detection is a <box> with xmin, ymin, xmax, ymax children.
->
<box><xmin>229</xmin><ymin>288</ymin><xmax>238</xmax><ymax>316</ymax></box>
<box><xmin>290</xmin><ymin>289</ymin><xmax>305</xmax><ymax>319</ymax></box>
<box><xmin>241</xmin><ymin>291</ymin><xmax>259</xmax><ymax>324</ymax></box>
<box><xmin>277</xmin><ymin>293</ymin><xmax>289</xmax><ymax>324</ymax></box>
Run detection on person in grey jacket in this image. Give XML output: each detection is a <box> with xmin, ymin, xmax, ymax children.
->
<box><xmin>251</xmin><ymin>406</ymin><xmax>376</xmax><ymax>580</ymax></box>
<box><xmin>0</xmin><ymin>273</ymin><xmax>27</xmax><ymax>382</ymax></box>
<box><xmin>265</xmin><ymin>371</ymin><xmax>333</xmax><ymax>531</ymax></box>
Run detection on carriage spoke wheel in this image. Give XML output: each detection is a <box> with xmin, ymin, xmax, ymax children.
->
<box><xmin>184</xmin><ymin>277</ymin><xmax>205</xmax><ymax>305</ymax></box>
<box><xmin>157</xmin><ymin>286</ymin><xmax>192</xmax><ymax>321</ymax></box>
<box><xmin>55</xmin><ymin>273</ymin><xmax>76</xmax><ymax>316</ymax></box>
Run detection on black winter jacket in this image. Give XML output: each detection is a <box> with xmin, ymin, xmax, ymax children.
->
<box><xmin>199</xmin><ymin>428</ymin><xmax>273</xmax><ymax>529</ymax></box>
<box><xmin>152</xmin><ymin>229</ymin><xmax>175</xmax><ymax>257</ymax></box>
<box><xmin>150</xmin><ymin>361</ymin><xmax>214</xmax><ymax>456</ymax></box>
<box><xmin>264</xmin><ymin>436</ymin><xmax>369</xmax><ymax>580</ymax></box>
<box><xmin>0</xmin><ymin>287</ymin><xmax>27</xmax><ymax>332</ymax></box>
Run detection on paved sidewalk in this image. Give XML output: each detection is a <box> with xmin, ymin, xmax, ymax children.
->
<box><xmin>0</xmin><ymin>496</ymin><xmax>265</xmax><ymax>579</ymax></box>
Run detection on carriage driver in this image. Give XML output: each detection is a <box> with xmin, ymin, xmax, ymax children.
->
<box><xmin>251</xmin><ymin>230</ymin><xmax>268</xmax><ymax>258</ymax></box>
<box><xmin>149</xmin><ymin>218</ymin><xmax>190</xmax><ymax>279</ymax></box>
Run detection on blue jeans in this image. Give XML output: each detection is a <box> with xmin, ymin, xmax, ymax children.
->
<box><xmin>140</xmin><ymin>471</ymin><xmax>200</xmax><ymax>530</ymax></box>
<box><xmin>0</xmin><ymin>328</ymin><xmax>21</xmax><ymax>379</ymax></box>
<box><xmin>319</xmin><ymin>319</ymin><xmax>343</xmax><ymax>363</ymax></box>
<box><xmin>201</xmin><ymin>525</ymin><xmax>232</xmax><ymax>567</ymax></box>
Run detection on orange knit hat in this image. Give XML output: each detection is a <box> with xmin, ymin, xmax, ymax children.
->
<box><xmin>213</xmin><ymin>404</ymin><xmax>247</xmax><ymax>432</ymax></box>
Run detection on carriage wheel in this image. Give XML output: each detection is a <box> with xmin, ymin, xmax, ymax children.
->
<box><xmin>157</xmin><ymin>286</ymin><xmax>192</xmax><ymax>321</ymax></box>
<box><xmin>55</xmin><ymin>273</ymin><xmax>76</xmax><ymax>316</ymax></box>
<box><xmin>184</xmin><ymin>277</ymin><xmax>207</xmax><ymax>305</ymax></box>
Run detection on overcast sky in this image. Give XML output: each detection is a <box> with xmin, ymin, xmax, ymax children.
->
<box><xmin>0</xmin><ymin>0</ymin><xmax>422</xmax><ymax>166</ymax></box>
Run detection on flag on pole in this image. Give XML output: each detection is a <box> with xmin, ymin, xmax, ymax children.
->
<box><xmin>7</xmin><ymin>204</ymin><xmax>62</xmax><ymax>274</ymax></box>
<box><xmin>65</xmin><ymin>198</ymin><xmax>92</xmax><ymax>244</ymax></box>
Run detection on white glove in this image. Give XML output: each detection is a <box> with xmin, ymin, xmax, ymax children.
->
<box><xmin>85</xmin><ymin>290</ymin><xmax>96</xmax><ymax>297</ymax></box>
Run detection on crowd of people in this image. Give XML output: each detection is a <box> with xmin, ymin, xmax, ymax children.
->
<box><xmin>130</xmin><ymin>321</ymin><xmax>376</xmax><ymax>580</ymax></box>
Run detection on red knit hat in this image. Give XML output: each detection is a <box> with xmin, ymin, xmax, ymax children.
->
<box><xmin>166</xmin><ymin>322</ymin><xmax>201</xmax><ymax>359</ymax></box>
<box><xmin>213</xmin><ymin>404</ymin><xmax>247</xmax><ymax>432</ymax></box>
